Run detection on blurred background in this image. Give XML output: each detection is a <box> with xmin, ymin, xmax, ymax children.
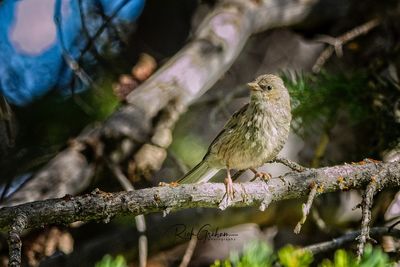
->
<box><xmin>0</xmin><ymin>0</ymin><xmax>400</xmax><ymax>266</ymax></box>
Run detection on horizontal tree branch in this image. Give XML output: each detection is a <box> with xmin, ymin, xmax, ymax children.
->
<box><xmin>1</xmin><ymin>161</ymin><xmax>399</xmax><ymax>232</ymax></box>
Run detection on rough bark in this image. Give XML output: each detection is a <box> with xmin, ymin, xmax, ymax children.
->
<box><xmin>1</xmin><ymin>161</ymin><xmax>399</xmax><ymax>232</ymax></box>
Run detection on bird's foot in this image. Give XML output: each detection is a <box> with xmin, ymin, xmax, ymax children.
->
<box><xmin>255</xmin><ymin>172</ymin><xmax>272</xmax><ymax>181</ymax></box>
<box><xmin>224</xmin><ymin>177</ymin><xmax>235</xmax><ymax>200</ymax></box>
<box><xmin>250</xmin><ymin>168</ymin><xmax>271</xmax><ymax>181</ymax></box>
<box><xmin>219</xmin><ymin>177</ymin><xmax>235</xmax><ymax>210</ymax></box>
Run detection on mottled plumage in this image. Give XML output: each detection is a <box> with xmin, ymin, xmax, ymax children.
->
<box><xmin>179</xmin><ymin>74</ymin><xmax>291</xmax><ymax>194</ymax></box>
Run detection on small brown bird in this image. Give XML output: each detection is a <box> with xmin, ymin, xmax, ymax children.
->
<box><xmin>179</xmin><ymin>74</ymin><xmax>292</xmax><ymax>198</ymax></box>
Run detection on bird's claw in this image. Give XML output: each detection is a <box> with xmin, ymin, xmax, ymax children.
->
<box><xmin>255</xmin><ymin>172</ymin><xmax>271</xmax><ymax>180</ymax></box>
<box><xmin>219</xmin><ymin>176</ymin><xmax>235</xmax><ymax>209</ymax></box>
<box><xmin>250</xmin><ymin>169</ymin><xmax>272</xmax><ymax>182</ymax></box>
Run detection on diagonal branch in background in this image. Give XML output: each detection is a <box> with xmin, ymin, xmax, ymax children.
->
<box><xmin>2</xmin><ymin>0</ymin><xmax>319</xmax><ymax>207</ymax></box>
<box><xmin>312</xmin><ymin>18</ymin><xmax>380</xmax><ymax>73</ymax></box>
<box><xmin>303</xmin><ymin>227</ymin><xmax>400</xmax><ymax>255</ymax></box>
<box><xmin>106</xmin><ymin>159</ymin><xmax>147</xmax><ymax>267</ymax></box>
<box><xmin>1</xmin><ymin>161</ymin><xmax>399</xmax><ymax>232</ymax></box>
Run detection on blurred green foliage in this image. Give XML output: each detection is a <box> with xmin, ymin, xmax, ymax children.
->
<box><xmin>278</xmin><ymin>245</ymin><xmax>313</xmax><ymax>267</ymax></box>
<box><xmin>282</xmin><ymin>70</ymin><xmax>400</xmax><ymax>157</ymax></box>
<box><xmin>95</xmin><ymin>254</ymin><xmax>127</xmax><ymax>267</ymax></box>
<box><xmin>320</xmin><ymin>245</ymin><xmax>391</xmax><ymax>267</ymax></box>
<box><xmin>283</xmin><ymin>71</ymin><xmax>370</xmax><ymax>137</ymax></box>
<box><xmin>211</xmin><ymin>241</ymin><xmax>274</xmax><ymax>267</ymax></box>
<box><xmin>210</xmin><ymin>242</ymin><xmax>392</xmax><ymax>267</ymax></box>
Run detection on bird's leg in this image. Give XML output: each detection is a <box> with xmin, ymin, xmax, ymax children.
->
<box><xmin>224</xmin><ymin>168</ymin><xmax>234</xmax><ymax>200</ymax></box>
<box><xmin>250</xmin><ymin>168</ymin><xmax>271</xmax><ymax>181</ymax></box>
<box><xmin>218</xmin><ymin>167</ymin><xmax>235</xmax><ymax>209</ymax></box>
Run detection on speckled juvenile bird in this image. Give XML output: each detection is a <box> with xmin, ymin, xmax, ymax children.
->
<box><xmin>178</xmin><ymin>74</ymin><xmax>291</xmax><ymax>197</ymax></box>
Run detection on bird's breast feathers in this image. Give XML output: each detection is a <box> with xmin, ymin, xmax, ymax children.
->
<box><xmin>211</xmin><ymin>104</ymin><xmax>290</xmax><ymax>170</ymax></box>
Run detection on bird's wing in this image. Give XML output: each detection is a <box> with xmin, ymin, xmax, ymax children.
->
<box><xmin>204</xmin><ymin>103</ymin><xmax>249</xmax><ymax>158</ymax></box>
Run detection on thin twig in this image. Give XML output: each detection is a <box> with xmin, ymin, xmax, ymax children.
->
<box><xmin>8</xmin><ymin>215</ymin><xmax>27</xmax><ymax>267</ymax></box>
<box><xmin>179</xmin><ymin>235</ymin><xmax>198</xmax><ymax>267</ymax></box>
<box><xmin>312</xmin><ymin>18</ymin><xmax>381</xmax><ymax>73</ymax></box>
<box><xmin>356</xmin><ymin>178</ymin><xmax>378</xmax><ymax>259</ymax></box>
<box><xmin>106</xmin><ymin>160</ymin><xmax>147</xmax><ymax>267</ymax></box>
<box><xmin>137</xmin><ymin>228</ymin><xmax>147</xmax><ymax>267</ymax></box>
<box><xmin>304</xmin><ymin>227</ymin><xmax>400</xmax><ymax>255</ymax></box>
<box><xmin>106</xmin><ymin>159</ymin><xmax>134</xmax><ymax>191</ymax></box>
<box><xmin>273</xmin><ymin>156</ymin><xmax>308</xmax><ymax>172</ymax></box>
<box><xmin>294</xmin><ymin>182</ymin><xmax>319</xmax><ymax>234</ymax></box>
<box><xmin>311</xmin><ymin>208</ymin><xmax>329</xmax><ymax>233</ymax></box>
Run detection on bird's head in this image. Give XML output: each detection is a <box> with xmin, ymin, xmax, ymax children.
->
<box><xmin>247</xmin><ymin>74</ymin><xmax>289</xmax><ymax>104</ymax></box>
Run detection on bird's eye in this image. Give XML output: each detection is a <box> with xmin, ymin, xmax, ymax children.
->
<box><xmin>259</xmin><ymin>83</ymin><xmax>273</xmax><ymax>91</ymax></box>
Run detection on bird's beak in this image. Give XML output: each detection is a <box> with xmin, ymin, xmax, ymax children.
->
<box><xmin>247</xmin><ymin>82</ymin><xmax>259</xmax><ymax>91</ymax></box>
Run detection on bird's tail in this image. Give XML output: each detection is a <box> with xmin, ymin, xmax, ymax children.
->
<box><xmin>178</xmin><ymin>160</ymin><xmax>219</xmax><ymax>184</ymax></box>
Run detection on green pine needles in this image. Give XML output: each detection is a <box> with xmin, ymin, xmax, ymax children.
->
<box><xmin>282</xmin><ymin>70</ymin><xmax>400</xmax><ymax>158</ymax></box>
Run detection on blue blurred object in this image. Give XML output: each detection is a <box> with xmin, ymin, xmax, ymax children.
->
<box><xmin>0</xmin><ymin>0</ymin><xmax>145</xmax><ymax>106</ymax></box>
